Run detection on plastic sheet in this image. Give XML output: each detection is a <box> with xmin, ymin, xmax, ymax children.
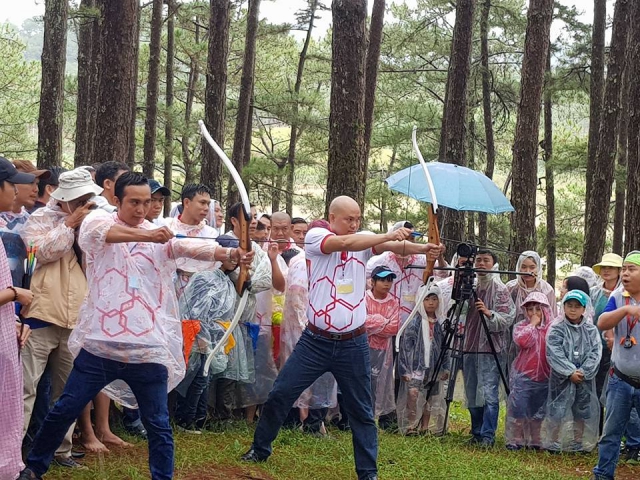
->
<box><xmin>544</xmin><ymin>303</ymin><xmax>602</xmax><ymax>453</ymax></box>
<box><xmin>505</xmin><ymin>291</ymin><xmax>553</xmax><ymax>449</ymax></box>
<box><xmin>397</xmin><ymin>284</ymin><xmax>449</xmax><ymax>435</ymax></box>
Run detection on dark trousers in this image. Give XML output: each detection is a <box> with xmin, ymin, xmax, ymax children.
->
<box><xmin>25</xmin><ymin>349</ymin><xmax>174</xmax><ymax>480</ymax></box>
<box><xmin>175</xmin><ymin>354</ymin><xmax>209</xmax><ymax>427</ymax></box>
<box><xmin>252</xmin><ymin>328</ymin><xmax>378</xmax><ymax>480</ymax></box>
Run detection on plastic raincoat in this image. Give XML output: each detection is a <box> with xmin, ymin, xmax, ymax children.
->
<box><xmin>280</xmin><ymin>251</ymin><xmax>337</xmax><ymax>409</ymax></box>
<box><xmin>365</xmin><ymin>289</ymin><xmax>400</xmax><ymax>418</ymax></box>
<box><xmin>505</xmin><ymin>291</ymin><xmax>553</xmax><ymax>449</ymax></box>
<box><xmin>544</xmin><ymin>299</ymin><xmax>602</xmax><ymax>452</ymax></box>
<box><xmin>396</xmin><ymin>284</ymin><xmax>449</xmax><ymax>434</ymax></box>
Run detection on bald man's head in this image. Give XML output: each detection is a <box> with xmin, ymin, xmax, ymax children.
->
<box><xmin>328</xmin><ymin>195</ymin><xmax>361</xmax><ymax>235</ymax></box>
<box><xmin>271</xmin><ymin>211</ymin><xmax>293</xmax><ymax>245</ymax></box>
<box><xmin>271</xmin><ymin>211</ymin><xmax>291</xmax><ymax>224</ymax></box>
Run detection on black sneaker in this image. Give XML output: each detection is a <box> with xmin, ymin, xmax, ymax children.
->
<box><xmin>625</xmin><ymin>448</ymin><xmax>640</xmax><ymax>465</ymax></box>
<box><xmin>124</xmin><ymin>422</ymin><xmax>148</xmax><ymax>440</ymax></box>
<box><xmin>53</xmin><ymin>455</ymin><xmax>88</xmax><ymax>469</ymax></box>
<box><xmin>17</xmin><ymin>469</ymin><xmax>42</xmax><ymax>480</ymax></box>
<box><xmin>240</xmin><ymin>447</ymin><xmax>267</xmax><ymax>463</ymax></box>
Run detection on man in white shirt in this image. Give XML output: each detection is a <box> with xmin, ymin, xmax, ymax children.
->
<box><xmin>242</xmin><ymin>196</ymin><xmax>443</xmax><ymax>480</ymax></box>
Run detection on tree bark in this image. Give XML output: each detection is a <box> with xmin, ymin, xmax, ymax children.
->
<box><xmin>285</xmin><ymin>0</ymin><xmax>318</xmax><ymax>216</ymax></box>
<box><xmin>163</xmin><ymin>0</ymin><xmax>175</xmax><ymax>216</ymax></box>
<box><xmin>439</xmin><ymin>0</ymin><xmax>476</xmax><ymax>245</ymax></box>
<box><xmin>510</xmin><ymin>0</ymin><xmax>553</xmax><ymax>267</ymax></box>
<box><xmin>625</xmin><ymin>0</ymin><xmax>640</xmax><ymax>253</ymax></box>
<box><xmin>93</xmin><ymin>0</ymin><xmax>139</xmax><ymax>165</ymax></box>
<box><xmin>467</xmin><ymin>108</ymin><xmax>476</xmax><ymax>241</ymax></box>
<box><xmin>543</xmin><ymin>50</ymin><xmax>556</xmax><ymax>287</ymax></box>
<box><xmin>201</xmin><ymin>0</ymin><xmax>231</xmax><ymax>201</ymax></box>
<box><xmin>325</xmin><ymin>0</ymin><xmax>368</xmax><ymax>215</ymax></box>
<box><xmin>74</xmin><ymin>0</ymin><xmax>99</xmax><ymax>168</ymax></box>
<box><xmin>583</xmin><ymin>0</ymin><xmax>631</xmax><ymax>266</ymax></box>
<box><xmin>226</xmin><ymin>0</ymin><xmax>261</xmax><ymax>210</ymax></box>
<box><xmin>37</xmin><ymin>0</ymin><xmax>68</xmax><ymax>169</ymax></box>
<box><xmin>362</xmin><ymin>0</ymin><xmax>385</xmax><ymax>187</ymax></box>
<box><xmin>478</xmin><ymin>0</ymin><xmax>494</xmax><ymax>246</ymax></box>
<box><xmin>585</xmin><ymin>0</ymin><xmax>606</xmax><ymax>204</ymax></box>
<box><xmin>182</xmin><ymin>20</ymin><xmax>200</xmax><ymax>201</ymax></box>
<box><xmin>613</xmin><ymin>55</ymin><xmax>630</xmax><ymax>255</ymax></box>
<box><xmin>143</xmin><ymin>0</ymin><xmax>164</xmax><ymax>177</ymax></box>
<box><xmin>128</xmin><ymin>5</ymin><xmax>141</xmax><ymax>169</ymax></box>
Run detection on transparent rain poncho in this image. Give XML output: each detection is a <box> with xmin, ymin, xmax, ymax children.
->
<box><xmin>462</xmin><ymin>265</ymin><xmax>516</xmax><ymax>410</ymax></box>
<box><xmin>174</xmin><ymin>270</ymin><xmax>236</xmax><ymax>397</ymax></box>
<box><xmin>555</xmin><ymin>275</ymin><xmax>596</xmax><ymax>325</ymax></box>
<box><xmin>365</xmin><ymin>288</ymin><xmax>401</xmax><ymax>418</ymax></box>
<box><xmin>396</xmin><ymin>284</ymin><xmax>450</xmax><ymax>435</ymax></box>
<box><xmin>505</xmin><ymin>291</ymin><xmax>553</xmax><ymax>449</ymax></box>
<box><xmin>544</xmin><ymin>296</ymin><xmax>602</xmax><ymax>453</ymax></box>
<box><xmin>280</xmin><ymin>252</ymin><xmax>337</xmax><ymax>409</ymax></box>
<box><xmin>69</xmin><ymin>213</ymin><xmax>228</xmax><ymax>407</ymax></box>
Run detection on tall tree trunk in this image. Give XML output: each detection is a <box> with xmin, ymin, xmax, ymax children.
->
<box><xmin>143</xmin><ymin>0</ymin><xmax>164</xmax><ymax>177</ymax></box>
<box><xmin>74</xmin><ymin>0</ymin><xmax>98</xmax><ymax>167</ymax></box>
<box><xmin>182</xmin><ymin>21</ymin><xmax>200</xmax><ymax>203</ymax></box>
<box><xmin>93</xmin><ymin>0</ymin><xmax>139</xmax><ymax>165</ymax></box>
<box><xmin>613</xmin><ymin>57</ymin><xmax>630</xmax><ymax>255</ymax></box>
<box><xmin>201</xmin><ymin>0</ymin><xmax>231</xmax><ymax>201</ymax></box>
<box><xmin>544</xmin><ymin>50</ymin><xmax>556</xmax><ymax>287</ymax></box>
<box><xmin>226</xmin><ymin>0</ymin><xmax>261</xmax><ymax>210</ymax></box>
<box><xmin>325</xmin><ymin>0</ymin><xmax>368</xmax><ymax>214</ymax></box>
<box><xmin>467</xmin><ymin>108</ymin><xmax>476</xmax><ymax>241</ymax></box>
<box><xmin>163</xmin><ymin>0</ymin><xmax>175</xmax><ymax>216</ymax></box>
<box><xmin>510</xmin><ymin>0</ymin><xmax>553</xmax><ymax>267</ymax></box>
<box><xmin>285</xmin><ymin>0</ymin><xmax>318</xmax><ymax>216</ymax></box>
<box><xmin>585</xmin><ymin>0</ymin><xmax>606</xmax><ymax>203</ymax></box>
<box><xmin>478</xmin><ymin>0</ymin><xmax>494</xmax><ymax>246</ymax></box>
<box><xmin>86</xmin><ymin>9</ymin><xmax>102</xmax><ymax>166</ymax></box>
<box><xmin>583</xmin><ymin>0</ymin><xmax>631</xmax><ymax>266</ymax></box>
<box><xmin>362</xmin><ymin>0</ymin><xmax>385</xmax><ymax>186</ymax></box>
<box><xmin>37</xmin><ymin>0</ymin><xmax>68</xmax><ymax>169</ymax></box>
<box><xmin>128</xmin><ymin>6</ymin><xmax>141</xmax><ymax>169</ymax></box>
<box><xmin>439</xmin><ymin>0</ymin><xmax>476</xmax><ymax>246</ymax></box>
<box><xmin>624</xmin><ymin>0</ymin><xmax>640</xmax><ymax>253</ymax></box>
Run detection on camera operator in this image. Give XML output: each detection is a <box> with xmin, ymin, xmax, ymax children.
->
<box><xmin>461</xmin><ymin>249</ymin><xmax>515</xmax><ymax>447</ymax></box>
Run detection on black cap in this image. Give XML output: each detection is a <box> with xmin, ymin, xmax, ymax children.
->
<box><xmin>216</xmin><ymin>234</ymin><xmax>239</xmax><ymax>248</ymax></box>
<box><xmin>148</xmin><ymin>179</ymin><xmax>171</xmax><ymax>196</ymax></box>
<box><xmin>0</xmin><ymin>156</ymin><xmax>36</xmax><ymax>184</ymax></box>
<box><xmin>371</xmin><ymin>265</ymin><xmax>397</xmax><ymax>280</ymax></box>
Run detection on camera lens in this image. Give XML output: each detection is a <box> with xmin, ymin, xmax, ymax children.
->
<box><xmin>457</xmin><ymin>243</ymin><xmax>472</xmax><ymax>258</ymax></box>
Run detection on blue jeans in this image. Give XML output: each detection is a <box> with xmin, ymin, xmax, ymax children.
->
<box><xmin>252</xmin><ymin>328</ymin><xmax>377</xmax><ymax>480</ymax></box>
<box><xmin>593</xmin><ymin>374</ymin><xmax>640</xmax><ymax>479</ymax></box>
<box><xmin>624</xmin><ymin>408</ymin><xmax>640</xmax><ymax>449</ymax></box>
<box><xmin>175</xmin><ymin>354</ymin><xmax>209</xmax><ymax>427</ymax></box>
<box><xmin>25</xmin><ymin>349</ymin><xmax>174</xmax><ymax>480</ymax></box>
<box><xmin>463</xmin><ymin>353</ymin><xmax>500</xmax><ymax>443</ymax></box>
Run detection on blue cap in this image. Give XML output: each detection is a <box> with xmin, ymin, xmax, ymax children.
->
<box><xmin>563</xmin><ymin>290</ymin><xmax>589</xmax><ymax>308</ymax></box>
<box><xmin>148</xmin><ymin>179</ymin><xmax>170</xmax><ymax>196</ymax></box>
<box><xmin>371</xmin><ymin>265</ymin><xmax>397</xmax><ymax>280</ymax></box>
<box><xmin>216</xmin><ymin>234</ymin><xmax>239</xmax><ymax>248</ymax></box>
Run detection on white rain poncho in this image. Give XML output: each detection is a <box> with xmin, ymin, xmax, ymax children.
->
<box><xmin>280</xmin><ymin>252</ymin><xmax>337</xmax><ymax>409</ymax></box>
<box><xmin>462</xmin><ymin>265</ymin><xmax>516</xmax><ymax>410</ymax></box>
<box><xmin>366</xmin><ymin>252</ymin><xmax>449</xmax><ymax>325</ymax></box>
<box><xmin>365</xmin><ymin>289</ymin><xmax>400</xmax><ymax>418</ymax></box>
<box><xmin>544</xmin><ymin>299</ymin><xmax>602</xmax><ymax>453</ymax></box>
<box><xmin>505</xmin><ymin>291</ymin><xmax>553</xmax><ymax>449</ymax></box>
<box><xmin>70</xmin><ymin>213</ymin><xmax>225</xmax><ymax>407</ymax></box>
<box><xmin>174</xmin><ymin>270</ymin><xmax>236</xmax><ymax>397</ymax></box>
<box><xmin>396</xmin><ymin>284</ymin><xmax>450</xmax><ymax>435</ymax></box>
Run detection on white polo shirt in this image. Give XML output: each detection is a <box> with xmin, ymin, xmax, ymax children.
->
<box><xmin>306</xmin><ymin>227</ymin><xmax>374</xmax><ymax>332</ymax></box>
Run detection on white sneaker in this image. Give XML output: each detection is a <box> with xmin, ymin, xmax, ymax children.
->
<box><xmin>176</xmin><ymin>424</ymin><xmax>202</xmax><ymax>435</ymax></box>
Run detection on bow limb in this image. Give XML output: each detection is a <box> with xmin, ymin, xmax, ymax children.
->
<box><xmin>199</xmin><ymin>120</ymin><xmax>252</xmax><ymax>375</ymax></box>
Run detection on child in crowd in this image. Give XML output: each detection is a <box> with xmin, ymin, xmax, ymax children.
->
<box><xmin>397</xmin><ymin>284</ymin><xmax>449</xmax><ymax>435</ymax></box>
<box><xmin>505</xmin><ymin>292</ymin><xmax>553</xmax><ymax>450</ymax></box>
<box><xmin>365</xmin><ymin>265</ymin><xmax>400</xmax><ymax>422</ymax></box>
<box><xmin>545</xmin><ymin>290</ymin><xmax>602</xmax><ymax>453</ymax></box>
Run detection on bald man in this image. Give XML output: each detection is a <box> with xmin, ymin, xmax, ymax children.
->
<box><xmin>242</xmin><ymin>196</ymin><xmax>444</xmax><ymax>480</ymax></box>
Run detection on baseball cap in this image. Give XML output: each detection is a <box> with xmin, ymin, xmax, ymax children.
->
<box><xmin>563</xmin><ymin>290</ymin><xmax>589</xmax><ymax>308</ymax></box>
<box><xmin>371</xmin><ymin>265</ymin><xmax>397</xmax><ymax>280</ymax></box>
<box><xmin>0</xmin><ymin>156</ymin><xmax>36</xmax><ymax>184</ymax></box>
<box><xmin>216</xmin><ymin>234</ymin><xmax>239</xmax><ymax>249</ymax></box>
<box><xmin>148</xmin><ymin>179</ymin><xmax>171</xmax><ymax>196</ymax></box>
<box><xmin>13</xmin><ymin>159</ymin><xmax>52</xmax><ymax>180</ymax></box>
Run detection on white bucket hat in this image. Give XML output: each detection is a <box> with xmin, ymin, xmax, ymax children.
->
<box><xmin>50</xmin><ymin>168</ymin><xmax>103</xmax><ymax>202</ymax></box>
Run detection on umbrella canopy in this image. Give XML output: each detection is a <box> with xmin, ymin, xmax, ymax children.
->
<box><xmin>386</xmin><ymin>162</ymin><xmax>514</xmax><ymax>214</ymax></box>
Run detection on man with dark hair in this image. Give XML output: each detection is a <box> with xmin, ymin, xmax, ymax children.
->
<box><xmin>92</xmin><ymin>161</ymin><xmax>130</xmax><ymax>213</ymax></box>
<box><xmin>32</xmin><ymin>167</ymin><xmax>66</xmax><ymax>213</ymax></box>
<box><xmin>291</xmin><ymin>217</ymin><xmax>308</xmax><ymax>249</ymax></box>
<box><xmin>146</xmin><ymin>179</ymin><xmax>171</xmax><ymax>224</ymax></box>
<box><xmin>19</xmin><ymin>172</ymin><xmax>253</xmax><ymax>480</ymax></box>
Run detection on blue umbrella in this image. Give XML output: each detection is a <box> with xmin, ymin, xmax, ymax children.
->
<box><xmin>386</xmin><ymin>162</ymin><xmax>514</xmax><ymax>214</ymax></box>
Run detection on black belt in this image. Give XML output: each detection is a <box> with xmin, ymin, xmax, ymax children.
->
<box><xmin>613</xmin><ymin>366</ymin><xmax>640</xmax><ymax>389</ymax></box>
<box><xmin>307</xmin><ymin>323</ymin><xmax>366</xmax><ymax>341</ymax></box>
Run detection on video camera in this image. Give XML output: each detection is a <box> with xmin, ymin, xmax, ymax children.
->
<box><xmin>450</xmin><ymin>242</ymin><xmax>478</xmax><ymax>303</ymax></box>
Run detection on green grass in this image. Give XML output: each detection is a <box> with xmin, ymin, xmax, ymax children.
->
<box><xmin>43</xmin><ymin>404</ymin><xmax>635</xmax><ymax>480</ymax></box>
